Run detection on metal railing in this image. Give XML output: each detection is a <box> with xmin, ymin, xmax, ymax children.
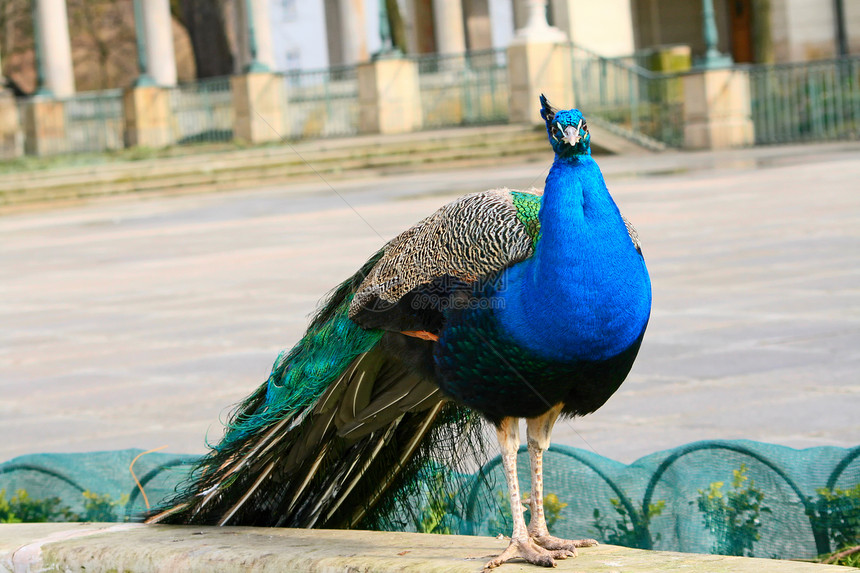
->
<box><xmin>413</xmin><ymin>48</ymin><xmax>509</xmax><ymax>129</ymax></box>
<box><xmin>570</xmin><ymin>45</ymin><xmax>684</xmax><ymax>148</ymax></box>
<box><xmin>281</xmin><ymin>65</ymin><xmax>359</xmax><ymax>139</ymax></box>
<box><xmin>168</xmin><ymin>76</ymin><xmax>234</xmax><ymax>145</ymax></box>
<box><xmin>15</xmin><ymin>52</ymin><xmax>860</xmax><ymax>160</ymax></box>
<box><xmin>63</xmin><ymin>89</ymin><xmax>125</xmax><ymax>153</ymax></box>
<box><xmin>747</xmin><ymin>57</ymin><xmax>860</xmax><ymax>145</ymax></box>
<box><xmin>18</xmin><ymin>90</ymin><xmax>126</xmax><ymax>156</ymax></box>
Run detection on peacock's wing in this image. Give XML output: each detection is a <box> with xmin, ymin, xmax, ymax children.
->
<box><xmin>348</xmin><ymin>187</ymin><xmax>641</xmax><ymax>333</ymax></box>
<box><xmin>348</xmin><ymin>188</ymin><xmax>543</xmax><ymax>332</ymax></box>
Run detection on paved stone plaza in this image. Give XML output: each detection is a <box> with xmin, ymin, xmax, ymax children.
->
<box><xmin>1</xmin><ymin>142</ymin><xmax>858</xmax><ymax>465</ymax></box>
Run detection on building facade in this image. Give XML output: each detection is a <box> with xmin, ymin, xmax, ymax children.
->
<box><xmin>269</xmin><ymin>0</ymin><xmax>859</xmax><ymax>72</ymax></box>
<box><xmin>13</xmin><ymin>0</ymin><xmax>860</xmax><ymax>100</ymax></box>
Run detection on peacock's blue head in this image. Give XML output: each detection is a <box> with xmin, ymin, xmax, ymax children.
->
<box><xmin>539</xmin><ymin>95</ymin><xmax>591</xmax><ymax>158</ymax></box>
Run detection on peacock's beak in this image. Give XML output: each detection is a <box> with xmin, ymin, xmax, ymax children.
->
<box><xmin>561</xmin><ymin>119</ymin><xmax>584</xmax><ymax>146</ymax></box>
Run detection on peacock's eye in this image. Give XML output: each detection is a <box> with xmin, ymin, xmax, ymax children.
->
<box><xmin>551</xmin><ymin>125</ymin><xmax>558</xmax><ymax>136</ymax></box>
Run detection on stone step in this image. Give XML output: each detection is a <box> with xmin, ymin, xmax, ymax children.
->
<box><xmin>0</xmin><ymin>126</ymin><xmax>556</xmax><ymax>209</ymax></box>
<box><xmin>0</xmin><ymin>125</ymin><xmax>546</xmax><ymax>185</ymax></box>
<box><xmin>0</xmin><ymin>122</ymin><xmax>657</xmax><ymax>210</ymax></box>
<box><xmin>1</xmin><ymin>523</ymin><xmax>852</xmax><ymax>573</ymax></box>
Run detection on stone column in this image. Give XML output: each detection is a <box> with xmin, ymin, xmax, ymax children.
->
<box><xmin>337</xmin><ymin>0</ymin><xmax>369</xmax><ymax>64</ymax></box>
<box><xmin>512</xmin><ymin>0</ymin><xmax>529</xmax><ymax>31</ymax></box>
<box><xmin>463</xmin><ymin>0</ymin><xmax>492</xmax><ymax>51</ymax></box>
<box><xmin>514</xmin><ymin>0</ymin><xmax>566</xmax><ymax>43</ymax></box>
<box><xmin>235</xmin><ymin>0</ymin><xmax>277</xmax><ymax>72</ymax></box>
<box><xmin>141</xmin><ymin>0</ymin><xmax>177</xmax><ymax>86</ymax></box>
<box><xmin>231</xmin><ymin>73</ymin><xmax>286</xmax><ymax>143</ymax></box>
<box><xmin>507</xmin><ymin>0</ymin><xmax>572</xmax><ymax>124</ymax></box>
<box><xmin>433</xmin><ymin>0</ymin><xmax>467</xmax><ymax>54</ymax></box>
<box><xmin>358</xmin><ymin>57</ymin><xmax>422</xmax><ymax>134</ymax></box>
<box><xmin>551</xmin><ymin>0</ymin><xmax>635</xmax><ymax>57</ymax></box>
<box><xmin>33</xmin><ymin>0</ymin><xmax>75</xmax><ymax>98</ymax></box>
<box><xmin>682</xmin><ymin>69</ymin><xmax>755</xmax><ymax>149</ymax></box>
<box><xmin>399</xmin><ymin>0</ymin><xmax>419</xmax><ymax>54</ymax></box>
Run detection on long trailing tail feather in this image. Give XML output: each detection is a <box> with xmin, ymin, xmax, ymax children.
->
<box><xmin>148</xmin><ymin>251</ymin><xmax>385</xmax><ymax>525</ymax></box>
<box><xmin>148</xmin><ymin>249</ymin><xmax>492</xmax><ymax>530</ymax></box>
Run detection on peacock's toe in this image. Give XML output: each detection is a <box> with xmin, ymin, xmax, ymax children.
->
<box><xmin>483</xmin><ymin>537</ymin><xmax>564</xmax><ymax>571</ymax></box>
<box><xmin>531</xmin><ymin>534</ymin><xmax>599</xmax><ymax>553</ymax></box>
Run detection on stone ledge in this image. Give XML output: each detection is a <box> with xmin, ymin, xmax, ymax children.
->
<box><xmin>0</xmin><ymin>524</ymin><xmax>853</xmax><ymax>573</ymax></box>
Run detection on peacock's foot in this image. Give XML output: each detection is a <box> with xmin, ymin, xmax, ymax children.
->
<box><xmin>483</xmin><ymin>537</ymin><xmax>574</xmax><ymax>571</ymax></box>
<box><xmin>531</xmin><ymin>534</ymin><xmax>599</xmax><ymax>553</ymax></box>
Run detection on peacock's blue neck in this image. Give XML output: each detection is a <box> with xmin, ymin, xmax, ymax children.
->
<box><xmin>496</xmin><ymin>155</ymin><xmax>651</xmax><ymax>363</ymax></box>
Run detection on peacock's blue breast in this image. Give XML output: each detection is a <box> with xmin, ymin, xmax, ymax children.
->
<box><xmin>433</xmin><ymin>278</ymin><xmax>647</xmax><ymax>422</ymax></box>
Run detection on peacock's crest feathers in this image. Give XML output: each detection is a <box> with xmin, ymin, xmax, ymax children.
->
<box><xmin>539</xmin><ymin>94</ymin><xmax>558</xmax><ymax>125</ymax></box>
<box><xmin>540</xmin><ymin>95</ymin><xmax>591</xmax><ymax>157</ymax></box>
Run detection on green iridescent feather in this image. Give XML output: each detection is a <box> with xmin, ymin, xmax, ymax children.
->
<box><xmin>511</xmin><ymin>191</ymin><xmax>542</xmax><ymax>249</ymax></box>
<box><xmin>216</xmin><ymin>297</ymin><xmax>384</xmax><ymax>454</ymax></box>
<box><xmin>213</xmin><ymin>251</ymin><xmax>385</xmax><ymax>454</ymax></box>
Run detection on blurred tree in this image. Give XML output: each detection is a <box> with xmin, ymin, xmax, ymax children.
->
<box><xmin>0</xmin><ymin>0</ymin><xmax>36</xmax><ymax>93</ymax></box>
<box><xmin>68</xmin><ymin>0</ymin><xmax>137</xmax><ymax>90</ymax></box>
<box><xmin>0</xmin><ymin>0</ymin><xmax>198</xmax><ymax>93</ymax></box>
<box><xmin>171</xmin><ymin>0</ymin><xmax>233</xmax><ymax>78</ymax></box>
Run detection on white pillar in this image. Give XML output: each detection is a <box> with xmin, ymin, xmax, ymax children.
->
<box><xmin>433</xmin><ymin>0</ymin><xmax>467</xmax><ymax>54</ymax></box>
<box><xmin>338</xmin><ymin>0</ymin><xmax>369</xmax><ymax>64</ymax></box>
<box><xmin>235</xmin><ymin>0</ymin><xmax>277</xmax><ymax>71</ymax></box>
<box><xmin>34</xmin><ymin>0</ymin><xmax>75</xmax><ymax>97</ymax></box>
<box><xmin>513</xmin><ymin>0</ymin><xmax>566</xmax><ymax>43</ymax></box>
<box><xmin>551</xmin><ymin>0</ymin><xmax>635</xmax><ymax>56</ymax></box>
<box><xmin>142</xmin><ymin>0</ymin><xmax>177</xmax><ymax>86</ymax></box>
<box><xmin>250</xmin><ymin>0</ymin><xmax>276</xmax><ymax>69</ymax></box>
<box><xmin>507</xmin><ymin>0</ymin><xmax>572</xmax><ymax>123</ymax></box>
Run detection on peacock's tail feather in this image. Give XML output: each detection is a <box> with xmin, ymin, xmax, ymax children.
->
<box><xmin>215</xmin><ymin>250</ymin><xmax>387</xmax><ymax>457</ymax></box>
<box><xmin>149</xmin><ymin>249</ymin><xmax>491</xmax><ymax>529</ymax></box>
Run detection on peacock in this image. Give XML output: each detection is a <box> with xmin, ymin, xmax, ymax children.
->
<box><xmin>148</xmin><ymin>96</ymin><xmax>652</xmax><ymax>571</ymax></box>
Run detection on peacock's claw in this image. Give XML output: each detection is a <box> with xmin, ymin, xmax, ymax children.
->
<box><xmin>483</xmin><ymin>537</ymin><xmax>570</xmax><ymax>571</ymax></box>
<box><xmin>531</xmin><ymin>534</ymin><xmax>599</xmax><ymax>553</ymax></box>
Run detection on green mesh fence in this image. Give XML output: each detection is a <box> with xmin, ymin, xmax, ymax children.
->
<box><xmin>0</xmin><ymin>449</ymin><xmax>195</xmax><ymax>522</ymax></box>
<box><xmin>1</xmin><ymin>440</ymin><xmax>857</xmax><ymax>561</ymax></box>
<box><xmin>456</xmin><ymin>440</ymin><xmax>860</xmax><ymax>560</ymax></box>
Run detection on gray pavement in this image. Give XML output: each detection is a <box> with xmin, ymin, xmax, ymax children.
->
<box><xmin>1</xmin><ymin>142</ymin><xmax>859</xmax><ymax>465</ymax></box>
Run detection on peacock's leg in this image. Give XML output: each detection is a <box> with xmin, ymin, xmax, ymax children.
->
<box><xmin>484</xmin><ymin>417</ymin><xmax>572</xmax><ymax>571</ymax></box>
<box><xmin>526</xmin><ymin>405</ymin><xmax>599</xmax><ymax>553</ymax></box>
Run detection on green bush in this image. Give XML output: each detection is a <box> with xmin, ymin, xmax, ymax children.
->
<box><xmin>696</xmin><ymin>464</ymin><xmax>771</xmax><ymax>557</ymax></box>
<box><xmin>810</xmin><ymin>483</ymin><xmax>860</xmax><ymax>567</ymax></box>
<box><xmin>0</xmin><ymin>488</ymin><xmax>76</xmax><ymax>523</ymax></box>
<box><xmin>0</xmin><ymin>488</ymin><xmax>128</xmax><ymax>523</ymax></box>
<box><xmin>592</xmin><ymin>497</ymin><xmax>665</xmax><ymax>548</ymax></box>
